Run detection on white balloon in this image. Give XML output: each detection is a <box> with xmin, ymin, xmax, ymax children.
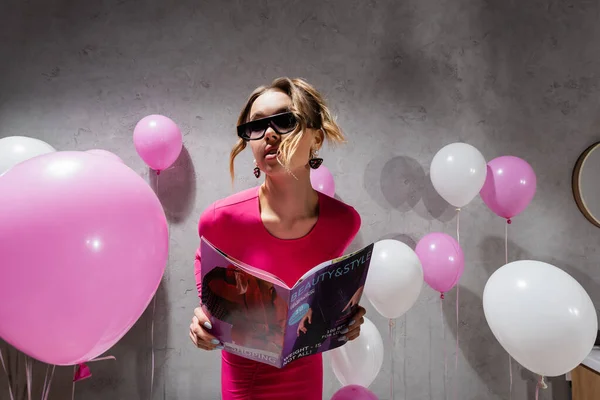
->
<box><xmin>365</xmin><ymin>239</ymin><xmax>424</xmax><ymax>319</ymax></box>
<box><xmin>483</xmin><ymin>260</ymin><xmax>597</xmax><ymax>377</ymax></box>
<box><xmin>0</xmin><ymin>136</ymin><xmax>56</xmax><ymax>176</ymax></box>
<box><xmin>430</xmin><ymin>142</ymin><xmax>487</xmax><ymax>208</ymax></box>
<box><xmin>329</xmin><ymin>316</ymin><xmax>384</xmax><ymax>388</ymax></box>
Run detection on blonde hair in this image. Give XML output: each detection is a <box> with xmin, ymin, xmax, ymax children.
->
<box><xmin>229</xmin><ymin>77</ymin><xmax>345</xmax><ymax>181</ymax></box>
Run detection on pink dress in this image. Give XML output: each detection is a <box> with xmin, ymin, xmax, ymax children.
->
<box><xmin>194</xmin><ymin>186</ymin><xmax>361</xmax><ymax>400</ymax></box>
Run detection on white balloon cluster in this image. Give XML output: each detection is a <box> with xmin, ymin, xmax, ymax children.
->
<box><xmin>329</xmin><ymin>141</ymin><xmax>598</xmax><ymax>397</ymax></box>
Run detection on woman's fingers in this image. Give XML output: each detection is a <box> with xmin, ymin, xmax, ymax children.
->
<box><xmin>190</xmin><ymin>313</ymin><xmax>220</xmax><ymax>350</ymax></box>
<box><xmin>339</xmin><ymin>306</ymin><xmax>367</xmax><ymax>341</ymax></box>
<box><xmin>347</xmin><ymin>327</ymin><xmax>361</xmax><ymax>341</ymax></box>
<box><xmin>190</xmin><ymin>331</ymin><xmax>214</xmax><ymax>350</ymax></box>
<box><xmin>194</xmin><ymin>307</ymin><xmax>213</xmax><ymax>330</ymax></box>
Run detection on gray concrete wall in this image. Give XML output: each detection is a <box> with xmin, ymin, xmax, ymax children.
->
<box><xmin>1</xmin><ymin>0</ymin><xmax>599</xmax><ymax>399</ymax></box>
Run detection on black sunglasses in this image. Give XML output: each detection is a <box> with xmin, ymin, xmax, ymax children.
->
<box><xmin>237</xmin><ymin>112</ymin><xmax>298</xmax><ymax>141</ymax></box>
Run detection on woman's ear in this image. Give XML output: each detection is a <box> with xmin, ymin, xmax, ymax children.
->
<box><xmin>314</xmin><ymin>129</ymin><xmax>325</xmax><ymax>149</ymax></box>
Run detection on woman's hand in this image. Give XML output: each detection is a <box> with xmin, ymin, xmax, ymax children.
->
<box><xmin>189</xmin><ymin>306</ymin><xmax>223</xmax><ymax>351</ymax></box>
<box><xmin>339</xmin><ymin>306</ymin><xmax>366</xmax><ymax>342</ymax></box>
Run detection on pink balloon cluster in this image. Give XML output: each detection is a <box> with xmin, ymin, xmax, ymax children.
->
<box><xmin>419</xmin><ymin>148</ymin><xmax>536</xmax><ymax>298</ymax></box>
<box><xmin>0</xmin><ymin>151</ymin><xmax>168</xmax><ymax>365</ymax></box>
<box><xmin>331</xmin><ymin>385</ymin><xmax>378</xmax><ymax>400</ymax></box>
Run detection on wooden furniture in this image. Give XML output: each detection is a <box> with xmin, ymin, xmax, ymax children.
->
<box><xmin>571</xmin><ymin>363</ymin><xmax>600</xmax><ymax>400</ymax></box>
<box><xmin>572</xmin><ymin>142</ymin><xmax>600</xmax><ymax>228</ymax></box>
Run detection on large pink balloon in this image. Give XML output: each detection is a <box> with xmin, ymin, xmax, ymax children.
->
<box><xmin>0</xmin><ymin>151</ymin><xmax>168</xmax><ymax>365</ymax></box>
<box><xmin>479</xmin><ymin>156</ymin><xmax>536</xmax><ymax>221</ymax></box>
<box><xmin>310</xmin><ymin>165</ymin><xmax>335</xmax><ymax>197</ymax></box>
<box><xmin>415</xmin><ymin>233</ymin><xmax>464</xmax><ymax>296</ymax></box>
<box><xmin>133</xmin><ymin>114</ymin><xmax>182</xmax><ymax>173</ymax></box>
<box><xmin>331</xmin><ymin>385</ymin><xmax>379</xmax><ymax>400</ymax></box>
<box><xmin>85</xmin><ymin>149</ymin><xmax>124</xmax><ymax>164</ymax></box>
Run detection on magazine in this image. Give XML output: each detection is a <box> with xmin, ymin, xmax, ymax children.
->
<box><xmin>200</xmin><ymin>237</ymin><xmax>374</xmax><ymax>369</ymax></box>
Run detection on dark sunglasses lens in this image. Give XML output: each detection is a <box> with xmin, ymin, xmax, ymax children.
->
<box><xmin>270</xmin><ymin>114</ymin><xmax>296</xmax><ymax>134</ymax></box>
<box><xmin>247</xmin><ymin>121</ymin><xmax>268</xmax><ymax>140</ymax></box>
<box><xmin>238</xmin><ymin>120</ymin><xmax>268</xmax><ymax>140</ymax></box>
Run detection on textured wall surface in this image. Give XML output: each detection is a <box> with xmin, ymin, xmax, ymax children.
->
<box><xmin>1</xmin><ymin>0</ymin><xmax>600</xmax><ymax>399</ymax></box>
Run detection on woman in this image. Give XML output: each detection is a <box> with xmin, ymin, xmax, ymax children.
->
<box><xmin>189</xmin><ymin>77</ymin><xmax>366</xmax><ymax>400</ymax></box>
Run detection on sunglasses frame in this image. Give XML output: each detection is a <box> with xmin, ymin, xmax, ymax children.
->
<box><xmin>236</xmin><ymin>112</ymin><xmax>298</xmax><ymax>141</ymax></box>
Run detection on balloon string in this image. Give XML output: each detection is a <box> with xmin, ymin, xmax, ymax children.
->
<box><xmin>15</xmin><ymin>350</ymin><xmax>20</xmax><ymax>398</ymax></box>
<box><xmin>505</xmin><ymin>221</ymin><xmax>508</xmax><ymax>265</ymax></box>
<box><xmin>454</xmin><ymin>287</ymin><xmax>459</xmax><ymax>400</ymax></box>
<box><xmin>456</xmin><ymin>208</ymin><xmax>460</xmax><ymax>244</ymax></box>
<box><xmin>453</xmin><ymin>208</ymin><xmax>460</xmax><ymax>400</ymax></box>
<box><xmin>88</xmin><ymin>356</ymin><xmax>116</xmax><ymax>363</ymax></box>
<box><xmin>441</xmin><ymin>297</ymin><xmax>447</xmax><ymax>400</ymax></box>
<box><xmin>41</xmin><ymin>365</ymin><xmax>49</xmax><ymax>400</ymax></box>
<box><xmin>0</xmin><ymin>347</ymin><xmax>15</xmax><ymax>400</ymax></box>
<box><xmin>72</xmin><ymin>366</ymin><xmax>76</xmax><ymax>400</ymax></box>
<box><xmin>505</xmin><ymin>222</ymin><xmax>513</xmax><ymax>399</ymax></box>
<box><xmin>389</xmin><ymin>318</ymin><xmax>396</xmax><ymax>400</ymax></box>
<box><xmin>534</xmin><ymin>375</ymin><xmax>546</xmax><ymax>400</ymax></box>
<box><xmin>25</xmin><ymin>357</ymin><xmax>32</xmax><ymax>400</ymax></box>
<box><xmin>44</xmin><ymin>366</ymin><xmax>56</xmax><ymax>400</ymax></box>
<box><xmin>150</xmin><ymin>295</ymin><xmax>157</xmax><ymax>399</ymax></box>
<box><xmin>149</xmin><ymin>172</ymin><xmax>162</xmax><ymax>399</ymax></box>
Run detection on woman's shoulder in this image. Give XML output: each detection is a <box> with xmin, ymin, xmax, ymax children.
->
<box><xmin>320</xmin><ymin>193</ymin><xmax>361</xmax><ymax>231</ymax></box>
<box><xmin>198</xmin><ymin>186</ymin><xmax>259</xmax><ymax>235</ymax></box>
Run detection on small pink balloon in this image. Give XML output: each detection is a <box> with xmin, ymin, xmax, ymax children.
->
<box><xmin>331</xmin><ymin>385</ymin><xmax>378</xmax><ymax>400</ymax></box>
<box><xmin>415</xmin><ymin>233</ymin><xmax>464</xmax><ymax>296</ymax></box>
<box><xmin>310</xmin><ymin>165</ymin><xmax>335</xmax><ymax>197</ymax></box>
<box><xmin>85</xmin><ymin>149</ymin><xmax>124</xmax><ymax>164</ymax></box>
<box><xmin>479</xmin><ymin>156</ymin><xmax>537</xmax><ymax>221</ymax></box>
<box><xmin>133</xmin><ymin>114</ymin><xmax>182</xmax><ymax>173</ymax></box>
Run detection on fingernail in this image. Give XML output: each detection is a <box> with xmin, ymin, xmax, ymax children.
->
<box><xmin>348</xmin><ymin>319</ymin><xmax>356</xmax><ymax>326</ymax></box>
<box><xmin>340</xmin><ymin>328</ymin><xmax>349</xmax><ymax>334</ymax></box>
<box><xmin>211</xmin><ymin>339</ymin><xmax>220</xmax><ymax>345</ymax></box>
<box><xmin>204</xmin><ymin>321</ymin><xmax>213</xmax><ymax>330</ymax></box>
<box><xmin>216</xmin><ymin>345</ymin><xmax>224</xmax><ymax>350</ymax></box>
<box><xmin>338</xmin><ymin>336</ymin><xmax>347</xmax><ymax>341</ymax></box>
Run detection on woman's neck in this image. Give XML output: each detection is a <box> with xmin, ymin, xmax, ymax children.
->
<box><xmin>260</xmin><ymin>167</ymin><xmax>319</xmax><ymax>222</ymax></box>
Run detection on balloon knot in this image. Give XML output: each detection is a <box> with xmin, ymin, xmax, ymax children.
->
<box><xmin>440</xmin><ymin>293</ymin><xmax>445</xmax><ymax>300</ymax></box>
<box><xmin>73</xmin><ymin>363</ymin><xmax>92</xmax><ymax>382</ymax></box>
<box><xmin>507</xmin><ymin>219</ymin><xmax>512</xmax><ymax>225</ymax></box>
<box><xmin>156</xmin><ymin>170</ymin><xmax>161</xmax><ymax>176</ymax></box>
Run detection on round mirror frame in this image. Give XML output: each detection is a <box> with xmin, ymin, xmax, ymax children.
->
<box><xmin>572</xmin><ymin>141</ymin><xmax>600</xmax><ymax>228</ymax></box>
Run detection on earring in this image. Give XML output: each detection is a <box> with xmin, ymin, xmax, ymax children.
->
<box><xmin>309</xmin><ymin>150</ymin><xmax>323</xmax><ymax>169</ymax></box>
<box><xmin>253</xmin><ymin>160</ymin><xmax>261</xmax><ymax>178</ymax></box>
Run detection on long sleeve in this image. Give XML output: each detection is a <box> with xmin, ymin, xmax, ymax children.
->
<box><xmin>194</xmin><ymin>204</ymin><xmax>216</xmax><ymax>303</ymax></box>
<box><xmin>194</xmin><ymin>248</ymin><xmax>203</xmax><ymax>301</ymax></box>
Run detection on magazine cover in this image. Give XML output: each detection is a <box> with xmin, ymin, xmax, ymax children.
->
<box><xmin>200</xmin><ymin>237</ymin><xmax>374</xmax><ymax>368</ymax></box>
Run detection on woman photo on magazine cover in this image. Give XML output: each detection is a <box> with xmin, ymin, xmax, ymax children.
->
<box><xmin>201</xmin><ymin>264</ymin><xmax>287</xmax><ymax>354</ymax></box>
<box><xmin>189</xmin><ymin>77</ymin><xmax>366</xmax><ymax>400</ymax></box>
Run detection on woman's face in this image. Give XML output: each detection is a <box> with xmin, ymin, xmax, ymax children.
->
<box><xmin>248</xmin><ymin>89</ymin><xmax>316</xmax><ymax>177</ymax></box>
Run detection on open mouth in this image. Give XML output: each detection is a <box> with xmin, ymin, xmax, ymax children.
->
<box><xmin>264</xmin><ymin>148</ymin><xmax>279</xmax><ymax>160</ymax></box>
